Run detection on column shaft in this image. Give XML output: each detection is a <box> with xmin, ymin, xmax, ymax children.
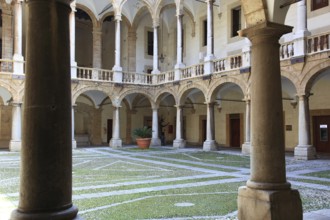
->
<box><xmin>110</xmin><ymin>106</ymin><xmax>122</xmax><ymax>148</ymax></box>
<box><xmin>176</xmin><ymin>15</ymin><xmax>183</xmax><ymax>65</ymax></box>
<box><xmin>9</xmin><ymin>102</ymin><xmax>22</xmax><ymax>151</ymax></box>
<box><xmin>72</xmin><ymin>106</ymin><xmax>76</xmax><ymax>149</ymax></box>
<box><xmin>151</xmin><ymin>108</ymin><xmax>161</xmax><ymax>146</ymax></box>
<box><xmin>93</xmin><ymin>27</ymin><xmax>102</xmax><ymax>68</ymax></box>
<box><xmin>241</xmin><ymin>23</ymin><xmax>293</xmax><ymax>188</ymax></box>
<box><xmin>152</xmin><ymin>25</ymin><xmax>159</xmax><ymax>73</ymax></box>
<box><xmin>173</xmin><ymin>106</ymin><xmax>185</xmax><ymax>148</ymax></box>
<box><xmin>206</xmin><ymin>0</ymin><xmax>214</xmax><ymax>57</ymax></box>
<box><xmin>203</xmin><ymin>103</ymin><xmax>216</xmax><ymax>151</ymax></box>
<box><xmin>114</xmin><ymin>19</ymin><xmax>121</xmax><ymax>69</ymax></box>
<box><xmin>14</xmin><ymin>0</ymin><xmax>23</xmax><ymax>57</ymax></box>
<box><xmin>69</xmin><ymin>1</ymin><xmax>77</xmax><ymax>78</ymax></box>
<box><xmin>11</xmin><ymin>1</ymin><xmax>78</xmax><ymax>219</ymax></box>
<box><xmin>294</xmin><ymin>95</ymin><xmax>316</xmax><ymax>160</ymax></box>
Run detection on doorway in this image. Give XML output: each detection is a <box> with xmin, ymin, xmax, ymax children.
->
<box><xmin>313</xmin><ymin>115</ymin><xmax>330</xmax><ymax>152</ymax></box>
<box><xmin>230</xmin><ymin>114</ymin><xmax>241</xmax><ymax>148</ymax></box>
<box><xmin>107</xmin><ymin>119</ymin><xmax>113</xmax><ymax>143</ymax></box>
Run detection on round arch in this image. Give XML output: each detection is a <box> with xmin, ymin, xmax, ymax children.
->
<box><xmin>178</xmin><ymin>86</ymin><xmax>207</xmax><ymax>106</ymax></box>
<box><xmin>72</xmin><ymin>85</ymin><xmax>112</xmax><ymax>104</ymax></box>
<box><xmin>0</xmin><ymin>81</ymin><xmax>15</xmax><ymax>102</ymax></box>
<box><xmin>208</xmin><ymin>76</ymin><xmax>248</xmax><ymax>101</ymax></box>
<box><xmin>154</xmin><ymin>88</ymin><xmax>178</xmax><ymax>106</ymax></box>
<box><xmin>76</xmin><ymin>3</ymin><xmax>100</xmax><ymax>28</ymax></box>
<box><xmin>117</xmin><ymin>88</ymin><xmax>154</xmax><ymax>106</ymax></box>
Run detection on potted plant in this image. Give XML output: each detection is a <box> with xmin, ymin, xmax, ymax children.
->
<box><xmin>133</xmin><ymin>126</ymin><xmax>152</xmax><ymax>149</ymax></box>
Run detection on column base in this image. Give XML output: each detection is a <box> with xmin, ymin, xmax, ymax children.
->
<box><xmin>10</xmin><ymin>205</ymin><xmax>79</xmax><ymax>220</ymax></box>
<box><xmin>151</xmin><ymin>138</ymin><xmax>161</xmax><ymax>146</ymax></box>
<box><xmin>204</xmin><ymin>55</ymin><xmax>215</xmax><ymax>75</ymax></box>
<box><xmin>241</xmin><ymin>142</ymin><xmax>251</xmax><ymax>155</ymax></box>
<box><xmin>203</xmin><ymin>140</ymin><xmax>216</xmax><ymax>151</ymax></box>
<box><xmin>173</xmin><ymin>139</ymin><xmax>186</xmax><ymax>148</ymax></box>
<box><xmin>109</xmin><ymin>138</ymin><xmax>122</xmax><ymax>149</ymax></box>
<box><xmin>294</xmin><ymin>145</ymin><xmax>316</xmax><ymax>160</ymax></box>
<box><xmin>72</xmin><ymin>140</ymin><xmax>77</xmax><ymax>149</ymax></box>
<box><xmin>238</xmin><ymin>186</ymin><xmax>302</xmax><ymax>220</ymax></box>
<box><xmin>13</xmin><ymin>54</ymin><xmax>25</xmax><ymax>75</ymax></box>
<box><xmin>71</xmin><ymin>62</ymin><xmax>77</xmax><ymax>79</ymax></box>
<box><xmin>9</xmin><ymin>140</ymin><xmax>22</xmax><ymax>152</ymax></box>
<box><xmin>112</xmin><ymin>66</ymin><xmax>123</xmax><ymax>82</ymax></box>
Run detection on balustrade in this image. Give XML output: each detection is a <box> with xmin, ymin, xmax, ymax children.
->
<box><xmin>280</xmin><ymin>41</ymin><xmax>294</xmax><ymax>60</ymax></box>
<box><xmin>307</xmin><ymin>32</ymin><xmax>330</xmax><ymax>54</ymax></box>
<box><xmin>213</xmin><ymin>58</ymin><xmax>226</xmax><ymax>73</ymax></box>
<box><xmin>0</xmin><ymin>59</ymin><xmax>14</xmax><ymax>73</ymax></box>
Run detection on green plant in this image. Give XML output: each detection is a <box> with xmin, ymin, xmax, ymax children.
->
<box><xmin>133</xmin><ymin>126</ymin><xmax>152</xmax><ymax>138</ymax></box>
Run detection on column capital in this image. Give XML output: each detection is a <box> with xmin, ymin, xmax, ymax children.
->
<box><xmin>205</xmin><ymin>0</ymin><xmax>215</xmax><ymax>4</ymax></box>
<box><xmin>153</xmin><ymin>20</ymin><xmax>160</xmax><ymax>28</ymax></box>
<box><xmin>11</xmin><ymin>102</ymin><xmax>22</xmax><ymax>107</ymax></box>
<box><xmin>174</xmin><ymin>105</ymin><xmax>183</xmax><ymax>109</ymax></box>
<box><xmin>115</xmin><ymin>14</ymin><xmax>122</xmax><ymax>22</ymax></box>
<box><xmin>239</xmin><ymin>22</ymin><xmax>293</xmax><ymax>43</ymax></box>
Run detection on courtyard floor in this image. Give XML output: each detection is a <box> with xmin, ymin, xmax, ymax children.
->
<box><xmin>0</xmin><ymin>146</ymin><xmax>330</xmax><ymax>220</ymax></box>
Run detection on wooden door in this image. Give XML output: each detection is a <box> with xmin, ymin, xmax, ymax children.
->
<box><xmin>107</xmin><ymin>119</ymin><xmax>113</xmax><ymax>143</ymax></box>
<box><xmin>313</xmin><ymin>116</ymin><xmax>330</xmax><ymax>152</ymax></box>
<box><xmin>230</xmin><ymin>117</ymin><xmax>240</xmax><ymax>148</ymax></box>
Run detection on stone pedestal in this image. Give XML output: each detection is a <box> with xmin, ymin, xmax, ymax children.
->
<box><xmin>173</xmin><ymin>139</ymin><xmax>186</xmax><ymax>148</ymax></box>
<box><xmin>241</xmin><ymin>142</ymin><xmax>251</xmax><ymax>155</ymax></box>
<box><xmin>238</xmin><ymin>186</ymin><xmax>302</xmax><ymax>220</ymax></box>
<box><xmin>110</xmin><ymin>138</ymin><xmax>122</xmax><ymax>149</ymax></box>
<box><xmin>203</xmin><ymin>140</ymin><xmax>216</xmax><ymax>151</ymax></box>
<box><xmin>151</xmin><ymin>138</ymin><xmax>161</xmax><ymax>146</ymax></box>
<box><xmin>294</xmin><ymin>145</ymin><xmax>316</xmax><ymax>160</ymax></box>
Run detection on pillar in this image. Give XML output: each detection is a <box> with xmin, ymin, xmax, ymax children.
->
<box><xmin>11</xmin><ymin>0</ymin><xmax>78</xmax><ymax>219</ymax></box>
<box><xmin>72</xmin><ymin>105</ymin><xmax>77</xmax><ymax>149</ymax></box>
<box><xmin>152</xmin><ymin>22</ymin><xmax>160</xmax><ymax>74</ymax></box>
<box><xmin>9</xmin><ymin>102</ymin><xmax>22</xmax><ymax>152</ymax></box>
<box><xmin>175</xmin><ymin>14</ymin><xmax>185</xmax><ymax>80</ymax></box>
<box><xmin>70</xmin><ymin>1</ymin><xmax>77</xmax><ymax>78</ymax></box>
<box><xmin>13</xmin><ymin>0</ymin><xmax>24</xmax><ymax>75</ymax></box>
<box><xmin>241</xmin><ymin>98</ymin><xmax>251</xmax><ymax>155</ymax></box>
<box><xmin>1</xmin><ymin>4</ymin><xmax>14</xmax><ymax>60</ymax></box>
<box><xmin>294</xmin><ymin>0</ymin><xmax>310</xmax><ymax>57</ymax></box>
<box><xmin>173</xmin><ymin>105</ymin><xmax>185</xmax><ymax>148</ymax></box>
<box><xmin>237</xmin><ymin>22</ymin><xmax>302</xmax><ymax>220</ymax></box>
<box><xmin>294</xmin><ymin>94</ymin><xmax>316</xmax><ymax>160</ymax></box>
<box><xmin>151</xmin><ymin>107</ymin><xmax>161</xmax><ymax>146</ymax></box>
<box><xmin>204</xmin><ymin>0</ymin><xmax>215</xmax><ymax>75</ymax></box>
<box><xmin>127</xmin><ymin>28</ymin><xmax>137</xmax><ymax>72</ymax></box>
<box><xmin>113</xmin><ymin>16</ymin><xmax>123</xmax><ymax>82</ymax></box>
<box><xmin>93</xmin><ymin>26</ymin><xmax>102</xmax><ymax>68</ymax></box>
<box><xmin>110</xmin><ymin>105</ymin><xmax>122</xmax><ymax>148</ymax></box>
<box><xmin>203</xmin><ymin>102</ymin><xmax>216</xmax><ymax>151</ymax></box>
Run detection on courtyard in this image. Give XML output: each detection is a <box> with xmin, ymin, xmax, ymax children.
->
<box><xmin>0</xmin><ymin>146</ymin><xmax>330</xmax><ymax>220</ymax></box>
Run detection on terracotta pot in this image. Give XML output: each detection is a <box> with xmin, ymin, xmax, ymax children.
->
<box><xmin>136</xmin><ymin>138</ymin><xmax>151</xmax><ymax>149</ymax></box>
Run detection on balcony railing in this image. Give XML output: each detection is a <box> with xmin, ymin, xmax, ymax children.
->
<box><xmin>307</xmin><ymin>33</ymin><xmax>330</xmax><ymax>54</ymax></box>
<box><xmin>1</xmin><ymin>31</ymin><xmax>329</xmax><ymax>86</ymax></box>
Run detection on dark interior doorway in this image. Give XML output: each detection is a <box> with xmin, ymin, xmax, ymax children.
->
<box><xmin>313</xmin><ymin>115</ymin><xmax>330</xmax><ymax>153</ymax></box>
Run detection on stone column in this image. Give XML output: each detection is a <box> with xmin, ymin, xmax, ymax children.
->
<box><xmin>70</xmin><ymin>1</ymin><xmax>77</xmax><ymax>78</ymax></box>
<box><xmin>173</xmin><ymin>105</ymin><xmax>185</xmax><ymax>148</ymax></box>
<box><xmin>294</xmin><ymin>0</ymin><xmax>310</xmax><ymax>58</ymax></box>
<box><xmin>13</xmin><ymin>0</ymin><xmax>24</xmax><ymax>75</ymax></box>
<box><xmin>237</xmin><ymin>22</ymin><xmax>302</xmax><ymax>220</ymax></box>
<box><xmin>152</xmin><ymin>22</ymin><xmax>160</xmax><ymax>74</ymax></box>
<box><xmin>294</xmin><ymin>94</ymin><xmax>316</xmax><ymax>160</ymax></box>
<box><xmin>110</xmin><ymin>105</ymin><xmax>122</xmax><ymax>148</ymax></box>
<box><xmin>9</xmin><ymin>102</ymin><xmax>22</xmax><ymax>152</ymax></box>
<box><xmin>127</xmin><ymin>28</ymin><xmax>137</xmax><ymax>72</ymax></box>
<box><xmin>204</xmin><ymin>0</ymin><xmax>215</xmax><ymax>75</ymax></box>
<box><xmin>241</xmin><ymin>98</ymin><xmax>251</xmax><ymax>155</ymax></box>
<box><xmin>93</xmin><ymin>26</ymin><xmax>102</xmax><ymax>68</ymax></box>
<box><xmin>1</xmin><ymin>4</ymin><xmax>14</xmax><ymax>60</ymax></box>
<box><xmin>151</xmin><ymin>107</ymin><xmax>161</xmax><ymax>146</ymax></box>
<box><xmin>72</xmin><ymin>105</ymin><xmax>77</xmax><ymax>149</ymax></box>
<box><xmin>203</xmin><ymin>102</ymin><xmax>216</xmax><ymax>151</ymax></box>
<box><xmin>113</xmin><ymin>16</ymin><xmax>123</xmax><ymax>82</ymax></box>
<box><xmin>175</xmin><ymin>14</ymin><xmax>185</xmax><ymax>80</ymax></box>
<box><xmin>11</xmin><ymin>0</ymin><xmax>78</xmax><ymax>219</ymax></box>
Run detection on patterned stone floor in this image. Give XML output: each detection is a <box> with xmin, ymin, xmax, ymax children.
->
<box><xmin>0</xmin><ymin>146</ymin><xmax>329</xmax><ymax>220</ymax></box>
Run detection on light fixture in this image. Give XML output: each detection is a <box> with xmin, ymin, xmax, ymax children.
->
<box><xmin>159</xmin><ymin>13</ymin><xmax>166</xmax><ymax>64</ymax></box>
<box><xmin>159</xmin><ymin>53</ymin><xmax>165</xmax><ymax>63</ymax></box>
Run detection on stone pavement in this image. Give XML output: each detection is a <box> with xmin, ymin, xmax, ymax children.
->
<box><xmin>0</xmin><ymin>146</ymin><xmax>329</xmax><ymax>220</ymax></box>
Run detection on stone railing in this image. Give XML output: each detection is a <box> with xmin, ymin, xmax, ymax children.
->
<box><xmin>213</xmin><ymin>58</ymin><xmax>226</xmax><ymax>73</ymax></box>
<box><xmin>157</xmin><ymin>70</ymin><xmax>175</xmax><ymax>84</ymax></box>
<box><xmin>280</xmin><ymin>41</ymin><xmax>294</xmax><ymax>60</ymax></box>
<box><xmin>122</xmin><ymin>71</ymin><xmax>152</xmax><ymax>85</ymax></box>
<box><xmin>181</xmin><ymin>63</ymin><xmax>204</xmax><ymax>79</ymax></box>
<box><xmin>0</xmin><ymin>59</ymin><xmax>14</xmax><ymax>74</ymax></box>
<box><xmin>307</xmin><ymin>32</ymin><xmax>330</xmax><ymax>54</ymax></box>
<box><xmin>77</xmin><ymin>67</ymin><xmax>113</xmax><ymax>81</ymax></box>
